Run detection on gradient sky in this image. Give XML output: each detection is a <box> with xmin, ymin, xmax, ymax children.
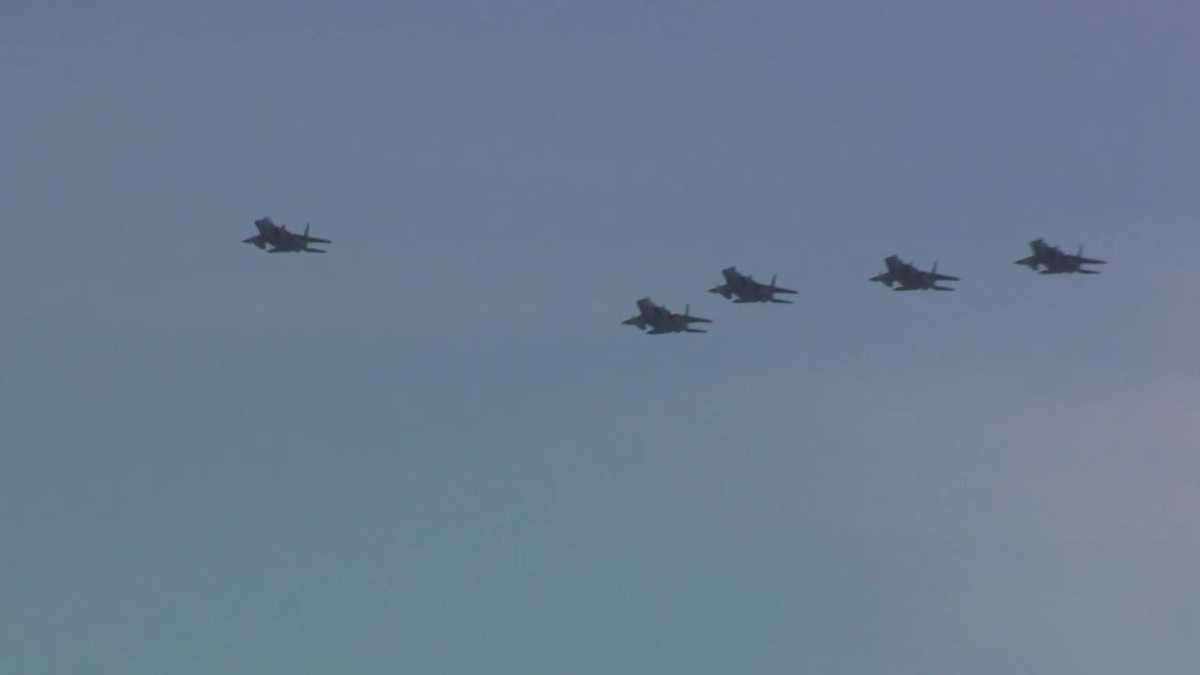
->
<box><xmin>3</xmin><ymin>1</ymin><xmax>1199</xmax><ymax>673</ymax></box>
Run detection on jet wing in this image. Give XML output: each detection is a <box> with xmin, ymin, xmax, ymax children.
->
<box><xmin>301</xmin><ymin>235</ymin><xmax>332</xmax><ymax>244</ymax></box>
<box><xmin>1073</xmin><ymin>256</ymin><xmax>1105</xmax><ymax>265</ymax></box>
<box><xmin>772</xmin><ymin>286</ymin><xmax>798</xmax><ymax>294</ymax></box>
<box><xmin>930</xmin><ymin>273</ymin><xmax>959</xmax><ymax>282</ymax></box>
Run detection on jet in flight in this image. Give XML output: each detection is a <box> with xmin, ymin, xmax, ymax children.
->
<box><xmin>870</xmin><ymin>255</ymin><xmax>959</xmax><ymax>291</ymax></box>
<box><xmin>708</xmin><ymin>267</ymin><xmax>798</xmax><ymax>303</ymax></box>
<box><xmin>1014</xmin><ymin>239</ymin><xmax>1105</xmax><ymax>274</ymax></box>
<box><xmin>622</xmin><ymin>298</ymin><xmax>712</xmax><ymax>334</ymax></box>
<box><xmin>242</xmin><ymin>217</ymin><xmax>331</xmax><ymax>253</ymax></box>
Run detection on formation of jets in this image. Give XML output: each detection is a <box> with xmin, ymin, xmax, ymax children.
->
<box><xmin>616</xmin><ymin>239</ymin><xmax>1105</xmax><ymax>335</ymax></box>
<box><xmin>238</xmin><ymin>222</ymin><xmax>1106</xmax><ymax>336</ymax></box>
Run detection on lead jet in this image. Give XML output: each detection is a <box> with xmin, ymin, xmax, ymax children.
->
<box><xmin>708</xmin><ymin>266</ymin><xmax>797</xmax><ymax>304</ymax></box>
<box><xmin>622</xmin><ymin>298</ymin><xmax>712</xmax><ymax>334</ymax></box>
<box><xmin>1014</xmin><ymin>238</ymin><xmax>1104</xmax><ymax>274</ymax></box>
<box><xmin>242</xmin><ymin>217</ymin><xmax>331</xmax><ymax>253</ymax></box>
<box><xmin>870</xmin><ymin>255</ymin><xmax>959</xmax><ymax>291</ymax></box>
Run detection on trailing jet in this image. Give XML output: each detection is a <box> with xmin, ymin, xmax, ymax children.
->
<box><xmin>708</xmin><ymin>266</ymin><xmax>798</xmax><ymax>304</ymax></box>
<box><xmin>622</xmin><ymin>298</ymin><xmax>712</xmax><ymax>334</ymax></box>
<box><xmin>870</xmin><ymin>255</ymin><xmax>959</xmax><ymax>291</ymax></box>
<box><xmin>242</xmin><ymin>217</ymin><xmax>331</xmax><ymax>253</ymax></box>
<box><xmin>1014</xmin><ymin>238</ymin><xmax>1105</xmax><ymax>274</ymax></box>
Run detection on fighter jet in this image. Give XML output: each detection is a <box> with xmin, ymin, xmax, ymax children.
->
<box><xmin>870</xmin><ymin>255</ymin><xmax>959</xmax><ymax>291</ymax></box>
<box><xmin>1014</xmin><ymin>238</ymin><xmax>1105</xmax><ymax>274</ymax></box>
<box><xmin>242</xmin><ymin>217</ymin><xmax>331</xmax><ymax>253</ymax></box>
<box><xmin>708</xmin><ymin>267</ymin><xmax>798</xmax><ymax>304</ymax></box>
<box><xmin>622</xmin><ymin>298</ymin><xmax>712</xmax><ymax>334</ymax></box>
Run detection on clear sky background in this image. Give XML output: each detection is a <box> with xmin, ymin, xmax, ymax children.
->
<box><xmin>3</xmin><ymin>1</ymin><xmax>1198</xmax><ymax>673</ymax></box>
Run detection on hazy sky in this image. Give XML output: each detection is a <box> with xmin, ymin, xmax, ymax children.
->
<box><xmin>3</xmin><ymin>1</ymin><xmax>1198</xmax><ymax>673</ymax></box>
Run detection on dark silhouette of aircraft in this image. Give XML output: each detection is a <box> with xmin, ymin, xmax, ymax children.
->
<box><xmin>242</xmin><ymin>217</ymin><xmax>331</xmax><ymax>253</ymax></box>
<box><xmin>1015</xmin><ymin>239</ymin><xmax>1105</xmax><ymax>274</ymax></box>
<box><xmin>708</xmin><ymin>267</ymin><xmax>797</xmax><ymax>304</ymax></box>
<box><xmin>870</xmin><ymin>255</ymin><xmax>959</xmax><ymax>291</ymax></box>
<box><xmin>622</xmin><ymin>298</ymin><xmax>712</xmax><ymax>334</ymax></box>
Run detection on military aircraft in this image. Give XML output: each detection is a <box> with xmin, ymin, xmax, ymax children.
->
<box><xmin>622</xmin><ymin>298</ymin><xmax>712</xmax><ymax>334</ymax></box>
<box><xmin>242</xmin><ymin>217</ymin><xmax>331</xmax><ymax>253</ymax></box>
<box><xmin>708</xmin><ymin>266</ymin><xmax>798</xmax><ymax>303</ymax></box>
<box><xmin>870</xmin><ymin>255</ymin><xmax>959</xmax><ymax>291</ymax></box>
<box><xmin>1014</xmin><ymin>238</ymin><xmax>1105</xmax><ymax>274</ymax></box>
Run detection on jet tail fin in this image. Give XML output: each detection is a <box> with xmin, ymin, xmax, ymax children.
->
<box><xmin>301</xmin><ymin>223</ymin><xmax>329</xmax><ymax>252</ymax></box>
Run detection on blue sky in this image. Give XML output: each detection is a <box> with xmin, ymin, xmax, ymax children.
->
<box><xmin>3</xmin><ymin>2</ymin><xmax>1198</xmax><ymax>673</ymax></box>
